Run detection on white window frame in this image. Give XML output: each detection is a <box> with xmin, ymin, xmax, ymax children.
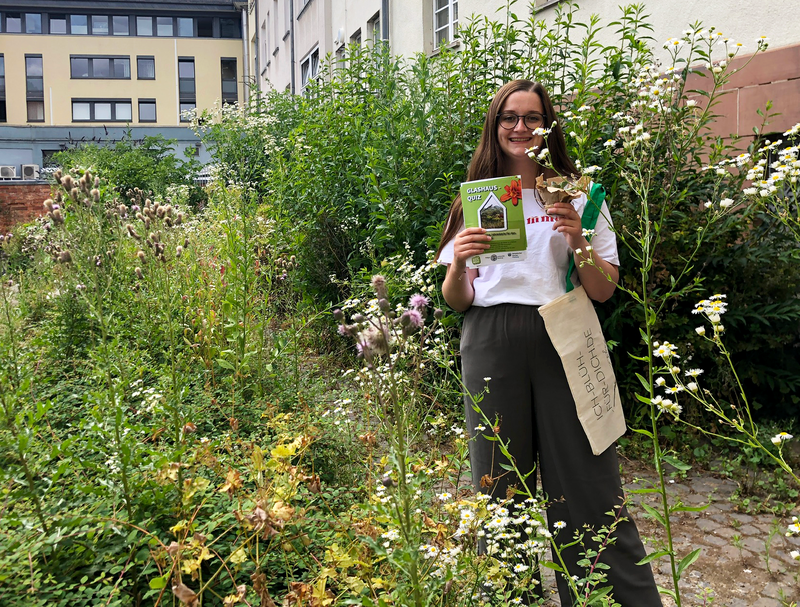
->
<box><xmin>300</xmin><ymin>46</ymin><xmax>319</xmax><ymax>91</ymax></box>
<box><xmin>433</xmin><ymin>0</ymin><xmax>458</xmax><ymax>50</ymax></box>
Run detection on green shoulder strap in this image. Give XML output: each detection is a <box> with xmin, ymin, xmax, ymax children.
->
<box><xmin>565</xmin><ymin>182</ymin><xmax>606</xmax><ymax>293</ymax></box>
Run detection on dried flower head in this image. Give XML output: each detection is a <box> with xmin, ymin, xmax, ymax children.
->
<box><xmin>371</xmin><ymin>275</ymin><xmax>388</xmax><ymax>300</ymax></box>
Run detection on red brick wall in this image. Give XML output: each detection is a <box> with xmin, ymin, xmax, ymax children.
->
<box><xmin>687</xmin><ymin>43</ymin><xmax>800</xmax><ymax>145</ymax></box>
<box><xmin>0</xmin><ymin>183</ymin><xmax>51</xmax><ymax>233</ymax></box>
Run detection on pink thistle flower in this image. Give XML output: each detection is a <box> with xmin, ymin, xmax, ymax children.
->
<box><xmin>409</xmin><ymin>294</ymin><xmax>429</xmax><ymax>310</ymax></box>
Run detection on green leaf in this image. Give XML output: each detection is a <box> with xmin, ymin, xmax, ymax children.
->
<box><xmin>215</xmin><ymin>358</ymin><xmax>235</xmax><ymax>370</ymax></box>
<box><xmin>662</xmin><ymin>454</ymin><xmax>691</xmax><ymax>472</ymax></box>
<box><xmin>677</xmin><ymin>548</ymin><xmax>701</xmax><ymax>576</ymax></box>
<box><xmin>635</xmin><ymin>373</ymin><xmax>651</xmax><ymax>391</ymax></box>
<box><xmin>540</xmin><ymin>561</ymin><xmax>564</xmax><ymax>572</ymax></box>
<box><xmin>657</xmin><ymin>585</ymin><xmax>678</xmax><ymax>601</ymax></box>
<box><xmin>631</xmin><ymin>428</ymin><xmax>654</xmax><ymax>439</ymax></box>
<box><xmin>641</xmin><ymin>503</ymin><xmax>666</xmax><ymax>526</ymax></box>
<box><xmin>636</xmin><ymin>549</ymin><xmax>671</xmax><ymax>565</ymax></box>
<box><xmin>636</xmin><ymin>393</ymin><xmax>653</xmax><ymax>405</ymax></box>
<box><xmin>149</xmin><ymin>575</ymin><xmax>168</xmax><ymax>590</ymax></box>
<box><xmin>670</xmin><ymin>502</ymin><xmax>710</xmax><ymax>513</ymax></box>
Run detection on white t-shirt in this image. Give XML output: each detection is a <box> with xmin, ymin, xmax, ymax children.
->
<box><xmin>438</xmin><ymin>188</ymin><xmax>620</xmax><ymax>307</ymax></box>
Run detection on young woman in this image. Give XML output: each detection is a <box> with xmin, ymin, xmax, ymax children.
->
<box><xmin>436</xmin><ymin>80</ymin><xmax>662</xmax><ymax>606</ymax></box>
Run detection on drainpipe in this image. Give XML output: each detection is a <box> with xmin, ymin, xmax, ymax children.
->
<box><xmin>382</xmin><ymin>0</ymin><xmax>389</xmax><ymax>43</ymax></box>
<box><xmin>290</xmin><ymin>0</ymin><xmax>296</xmax><ymax>94</ymax></box>
<box><xmin>254</xmin><ymin>0</ymin><xmax>261</xmax><ymax>93</ymax></box>
<box><xmin>234</xmin><ymin>2</ymin><xmax>250</xmax><ymax>103</ymax></box>
<box><xmin>241</xmin><ymin>5</ymin><xmax>249</xmax><ymax>102</ymax></box>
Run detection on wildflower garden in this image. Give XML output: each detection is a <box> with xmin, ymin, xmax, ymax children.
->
<box><xmin>2</xmin><ymin>2</ymin><xmax>800</xmax><ymax>605</ymax></box>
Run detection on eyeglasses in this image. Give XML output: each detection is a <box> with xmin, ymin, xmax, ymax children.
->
<box><xmin>497</xmin><ymin>112</ymin><xmax>547</xmax><ymax>130</ymax></box>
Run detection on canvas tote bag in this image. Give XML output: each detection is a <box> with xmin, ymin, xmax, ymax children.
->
<box><xmin>538</xmin><ymin>183</ymin><xmax>626</xmax><ymax>455</ymax></box>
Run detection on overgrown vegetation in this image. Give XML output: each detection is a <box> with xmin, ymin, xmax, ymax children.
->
<box><xmin>1</xmin><ymin>1</ymin><xmax>799</xmax><ymax>605</ymax></box>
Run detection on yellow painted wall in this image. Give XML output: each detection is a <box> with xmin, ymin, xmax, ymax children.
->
<box><xmin>1</xmin><ymin>33</ymin><xmax>243</xmax><ymax>126</ymax></box>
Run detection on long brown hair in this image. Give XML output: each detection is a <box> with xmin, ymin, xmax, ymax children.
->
<box><xmin>434</xmin><ymin>80</ymin><xmax>580</xmax><ymax>260</ymax></box>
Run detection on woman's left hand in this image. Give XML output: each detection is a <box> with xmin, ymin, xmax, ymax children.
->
<box><xmin>547</xmin><ymin>202</ymin><xmax>587</xmax><ymax>252</ymax></box>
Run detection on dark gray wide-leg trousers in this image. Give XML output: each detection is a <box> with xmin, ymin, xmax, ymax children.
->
<box><xmin>461</xmin><ymin>304</ymin><xmax>662</xmax><ymax>607</ymax></box>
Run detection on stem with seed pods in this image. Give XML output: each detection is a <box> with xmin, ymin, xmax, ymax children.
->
<box><xmin>0</xmin><ymin>272</ymin><xmax>50</xmax><ymax>534</ymax></box>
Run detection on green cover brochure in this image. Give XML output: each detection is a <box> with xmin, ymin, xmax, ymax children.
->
<box><xmin>460</xmin><ymin>175</ymin><xmax>527</xmax><ymax>268</ymax></box>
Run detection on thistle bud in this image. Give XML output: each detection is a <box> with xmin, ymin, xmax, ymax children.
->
<box><xmin>144</xmin><ymin>217</ymin><xmax>151</xmax><ymax>230</ymax></box>
<box><xmin>118</xmin><ymin>204</ymin><xmax>127</xmax><ymax>216</ymax></box>
<box><xmin>58</xmin><ymin>250</ymin><xmax>72</xmax><ymax>263</ymax></box>
<box><xmin>137</xmin><ymin>250</ymin><xmax>146</xmax><ymax>261</ymax></box>
<box><xmin>333</xmin><ymin>309</ymin><xmax>344</xmax><ymax>321</ymax></box>
<box><xmin>378</xmin><ymin>298</ymin><xmax>391</xmax><ymax>312</ymax></box>
<box><xmin>91</xmin><ymin>189</ymin><xmax>100</xmax><ymax>202</ymax></box>
<box><xmin>44</xmin><ymin>199</ymin><xmax>54</xmax><ymax>212</ymax></box>
<box><xmin>370</xmin><ymin>274</ymin><xmax>388</xmax><ymax>300</ymax></box>
<box><xmin>352</xmin><ymin>313</ymin><xmax>365</xmax><ymax>323</ymax></box>
<box><xmin>135</xmin><ymin>267</ymin><xmax>143</xmax><ymax>279</ymax></box>
<box><xmin>145</xmin><ymin>198</ymin><xmax>152</xmax><ymax>207</ymax></box>
<box><xmin>156</xmin><ymin>206</ymin><xmax>166</xmax><ymax>218</ymax></box>
<box><xmin>52</xmin><ymin>209</ymin><xmax>64</xmax><ymax>224</ymax></box>
<box><xmin>165</xmin><ymin>217</ymin><xmax>173</xmax><ymax>227</ymax></box>
<box><xmin>61</xmin><ymin>175</ymin><xmax>73</xmax><ymax>190</ymax></box>
<box><xmin>184</xmin><ymin>238</ymin><xmax>189</xmax><ymax>248</ymax></box>
<box><xmin>94</xmin><ymin>176</ymin><xmax>100</xmax><ymax>187</ymax></box>
<box><xmin>433</xmin><ymin>308</ymin><xmax>444</xmax><ymax>320</ymax></box>
<box><xmin>176</xmin><ymin>246</ymin><xmax>183</xmax><ymax>258</ymax></box>
<box><xmin>94</xmin><ymin>255</ymin><xmax>102</xmax><ymax>267</ymax></box>
<box><xmin>176</xmin><ymin>212</ymin><xmax>184</xmax><ymax>225</ymax></box>
<box><xmin>54</xmin><ymin>169</ymin><xmax>62</xmax><ymax>181</ymax></box>
<box><xmin>70</xmin><ymin>188</ymin><xmax>79</xmax><ymax>201</ymax></box>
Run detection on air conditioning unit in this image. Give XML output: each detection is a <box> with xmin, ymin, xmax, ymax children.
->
<box><xmin>22</xmin><ymin>164</ymin><xmax>40</xmax><ymax>180</ymax></box>
<box><xmin>0</xmin><ymin>165</ymin><xmax>16</xmax><ymax>179</ymax></box>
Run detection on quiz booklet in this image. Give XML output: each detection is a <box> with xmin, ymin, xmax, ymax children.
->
<box><xmin>460</xmin><ymin>175</ymin><xmax>527</xmax><ymax>268</ymax></box>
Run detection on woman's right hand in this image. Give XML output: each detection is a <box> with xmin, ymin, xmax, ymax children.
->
<box><xmin>452</xmin><ymin>227</ymin><xmax>492</xmax><ymax>270</ymax></box>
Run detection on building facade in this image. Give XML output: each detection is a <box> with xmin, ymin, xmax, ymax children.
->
<box><xmin>248</xmin><ymin>0</ymin><xmax>800</xmax><ymax>141</ymax></box>
<box><xmin>0</xmin><ymin>0</ymin><xmax>246</xmax><ymax>177</ymax></box>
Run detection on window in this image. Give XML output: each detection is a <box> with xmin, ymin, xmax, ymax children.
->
<box><xmin>50</xmin><ymin>14</ymin><xmax>67</xmax><ymax>34</ymax></box>
<box><xmin>137</xmin><ymin>56</ymin><xmax>155</xmax><ymax>79</ymax></box>
<box><xmin>221</xmin><ymin>58</ymin><xmax>237</xmax><ymax>104</ymax></box>
<box><xmin>26</xmin><ymin>55</ymin><xmax>44</xmax><ymax>122</ymax></box>
<box><xmin>220</xmin><ymin>18</ymin><xmax>240</xmax><ymax>38</ymax></box>
<box><xmin>350</xmin><ymin>29</ymin><xmax>361</xmax><ymax>47</ymax></box>
<box><xmin>177</xmin><ymin>18</ymin><xmax>193</xmax><ymax>37</ymax></box>
<box><xmin>91</xmin><ymin>15</ymin><xmax>109</xmax><ymax>35</ymax></box>
<box><xmin>136</xmin><ymin>16</ymin><xmax>152</xmax><ymax>36</ymax></box>
<box><xmin>71</xmin><ymin>56</ymin><xmax>130</xmax><ymax>79</ymax></box>
<box><xmin>113</xmin><ymin>16</ymin><xmax>129</xmax><ymax>35</ymax></box>
<box><xmin>300</xmin><ymin>47</ymin><xmax>319</xmax><ymax>91</ymax></box>
<box><xmin>367</xmin><ymin>12</ymin><xmax>380</xmax><ymax>44</ymax></box>
<box><xmin>197</xmin><ymin>17</ymin><xmax>213</xmax><ymax>37</ymax></box>
<box><xmin>0</xmin><ymin>55</ymin><xmax>5</xmax><ymax>122</ymax></box>
<box><xmin>72</xmin><ymin>99</ymin><xmax>132</xmax><ymax>122</ymax></box>
<box><xmin>71</xmin><ymin>15</ymin><xmax>88</xmax><ymax>35</ymax></box>
<box><xmin>6</xmin><ymin>13</ymin><xmax>21</xmax><ymax>33</ymax></box>
<box><xmin>434</xmin><ymin>0</ymin><xmax>458</xmax><ymax>49</ymax></box>
<box><xmin>156</xmin><ymin>17</ymin><xmax>173</xmax><ymax>37</ymax></box>
<box><xmin>25</xmin><ymin>13</ymin><xmax>42</xmax><ymax>34</ymax></box>
<box><xmin>139</xmin><ymin>99</ymin><xmax>157</xmax><ymax>122</ymax></box>
<box><xmin>178</xmin><ymin>58</ymin><xmax>196</xmax><ymax>121</ymax></box>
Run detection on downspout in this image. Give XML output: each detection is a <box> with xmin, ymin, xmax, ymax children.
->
<box><xmin>382</xmin><ymin>0</ymin><xmax>389</xmax><ymax>43</ymax></box>
<box><xmin>254</xmin><ymin>0</ymin><xmax>261</xmax><ymax>94</ymax></box>
<box><xmin>289</xmin><ymin>0</ymin><xmax>296</xmax><ymax>94</ymax></box>
<box><xmin>240</xmin><ymin>5</ymin><xmax>249</xmax><ymax>103</ymax></box>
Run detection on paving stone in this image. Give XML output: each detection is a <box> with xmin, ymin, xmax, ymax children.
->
<box><xmin>743</xmin><ymin>536</ymin><xmax>766</xmax><ymax>553</ymax></box>
<box><xmin>713</xmin><ymin>501</ymin><xmax>734</xmax><ymax>511</ymax></box>
<box><xmin>709</xmin><ymin>513</ymin><xmax>730</xmax><ymax>524</ymax></box>
<box><xmin>700</xmin><ymin>534</ymin><xmax>728</xmax><ymax>547</ymax></box>
<box><xmin>713</xmin><ymin>526</ymin><xmax>737</xmax><ymax>539</ymax></box>
<box><xmin>726</xmin><ymin>599</ymin><xmax>749</xmax><ymax>607</ymax></box>
<box><xmin>696</xmin><ymin>518</ymin><xmax>720</xmax><ymax>532</ymax></box>
<box><xmin>738</xmin><ymin>524</ymin><xmax>761</xmax><ymax>535</ymax></box>
<box><xmin>730</xmin><ymin>512</ymin><xmax>755</xmax><ymax>524</ymax></box>
<box><xmin>751</xmin><ymin>597</ymin><xmax>782</xmax><ymax>607</ymax></box>
<box><xmin>761</xmin><ymin>581</ymin><xmax>784</xmax><ymax>598</ymax></box>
